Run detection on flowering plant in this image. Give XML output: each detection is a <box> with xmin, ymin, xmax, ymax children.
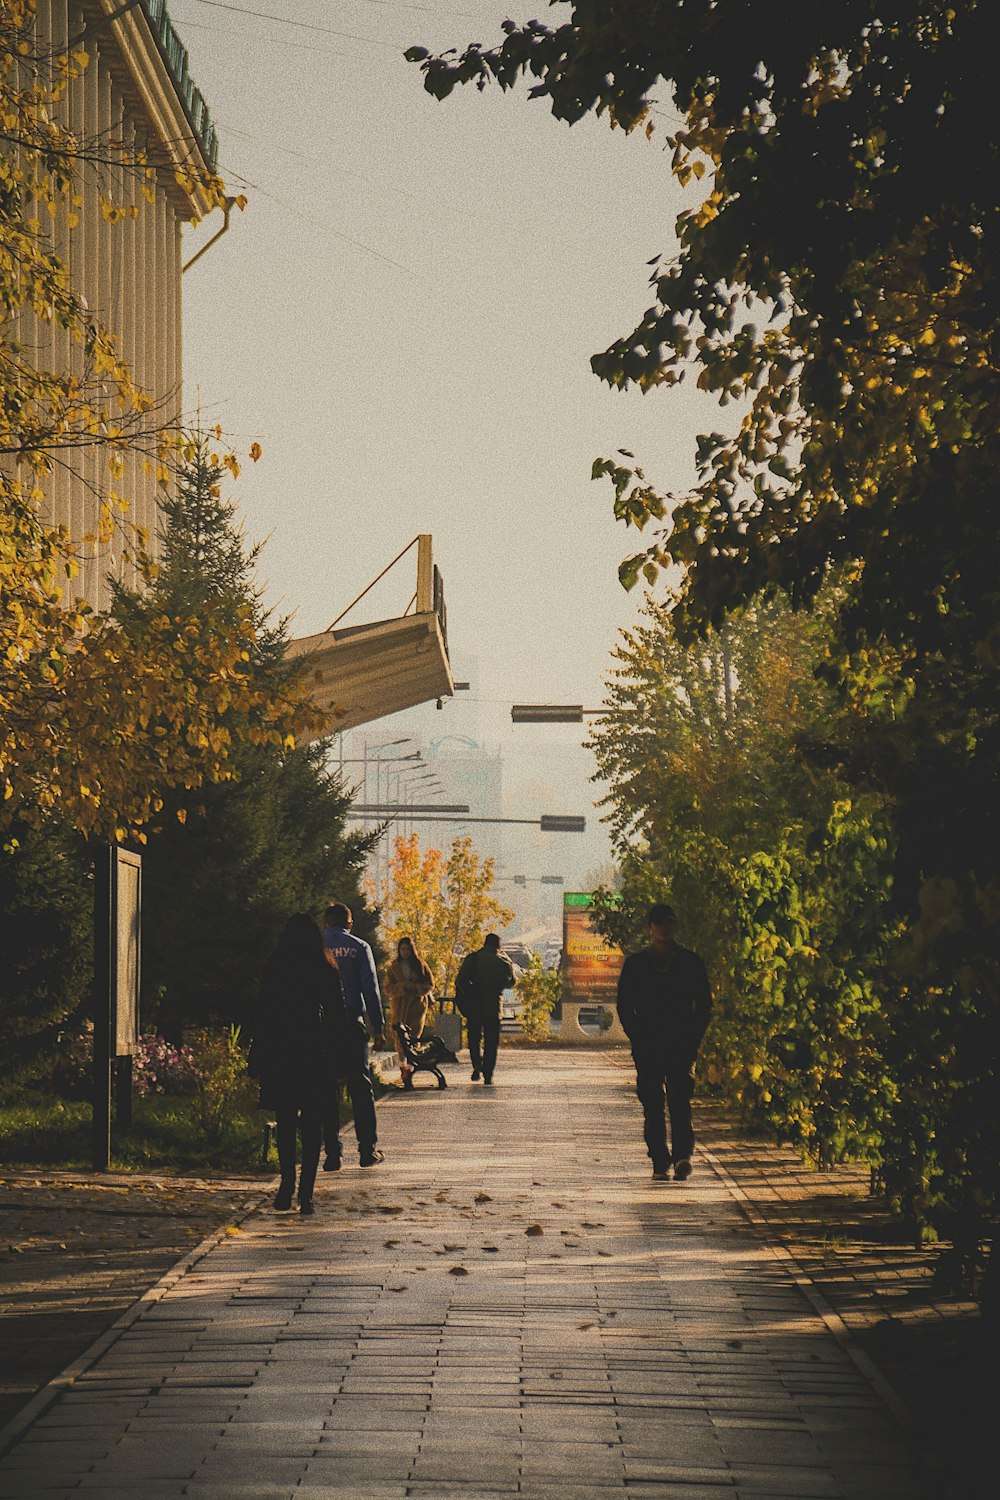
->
<box><xmin>132</xmin><ymin>1034</ymin><xmax>201</xmax><ymax>1098</ymax></box>
<box><xmin>58</xmin><ymin>1025</ymin><xmax>201</xmax><ymax>1098</ymax></box>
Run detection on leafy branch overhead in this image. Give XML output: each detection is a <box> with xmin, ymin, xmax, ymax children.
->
<box><xmin>409</xmin><ymin>1</ymin><xmax>998</xmax><ymax>660</ymax></box>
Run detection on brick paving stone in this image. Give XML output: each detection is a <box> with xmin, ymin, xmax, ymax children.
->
<box><xmin>0</xmin><ymin>1051</ymin><xmax>933</xmax><ymax>1498</ymax></box>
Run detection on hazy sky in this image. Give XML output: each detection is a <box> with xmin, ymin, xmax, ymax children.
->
<box><xmin>174</xmin><ymin>0</ymin><xmax>718</xmax><ymax>898</ymax></box>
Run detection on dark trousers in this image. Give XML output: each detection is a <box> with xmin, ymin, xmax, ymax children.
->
<box><xmin>633</xmin><ymin>1055</ymin><xmax>695</xmax><ymax>1169</ymax></box>
<box><xmin>276</xmin><ymin>1105</ymin><xmax>321</xmax><ymax>1203</ymax></box>
<box><xmin>468</xmin><ymin>1010</ymin><xmax>501</xmax><ymax>1080</ymax></box>
<box><xmin>323</xmin><ymin>1037</ymin><xmax>378</xmax><ymax>1160</ymax></box>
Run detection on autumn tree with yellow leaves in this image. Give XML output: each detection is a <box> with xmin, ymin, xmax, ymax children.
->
<box><xmin>1</xmin><ymin>0</ymin><xmax>270</xmax><ymax>846</ymax></box>
<box><xmin>379</xmin><ymin>833</ymin><xmax>514</xmax><ymax>997</ymax></box>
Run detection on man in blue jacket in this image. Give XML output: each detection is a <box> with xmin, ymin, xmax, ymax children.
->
<box><xmin>617</xmin><ymin>903</ymin><xmax>712</xmax><ymax>1182</ymax></box>
<box><xmin>322</xmin><ymin>903</ymin><xmax>386</xmax><ymax>1167</ymax></box>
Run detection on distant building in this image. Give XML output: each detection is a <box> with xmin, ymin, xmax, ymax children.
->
<box><xmin>22</xmin><ymin>0</ymin><xmax>220</xmax><ymax>609</ymax></box>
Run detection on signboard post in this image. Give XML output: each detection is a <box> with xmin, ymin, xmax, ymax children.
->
<box><xmin>561</xmin><ymin>892</ymin><xmax>625</xmax><ymax>1003</ymax></box>
<box><xmin>92</xmin><ymin>846</ymin><xmax>141</xmax><ymax>1171</ymax></box>
<box><xmin>561</xmin><ymin>892</ymin><xmax>628</xmax><ymax>1042</ymax></box>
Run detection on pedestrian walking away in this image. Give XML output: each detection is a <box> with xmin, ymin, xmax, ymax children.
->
<box><xmin>385</xmin><ymin>936</ymin><xmax>435</xmax><ymax>1085</ymax></box>
<box><xmin>455</xmin><ymin>933</ymin><xmax>515</xmax><ymax>1084</ymax></box>
<box><xmin>249</xmin><ymin>913</ymin><xmax>351</xmax><ymax>1215</ymax></box>
<box><xmin>322</xmin><ymin>902</ymin><xmax>387</xmax><ymax>1166</ymax></box>
<box><xmin>617</xmin><ymin>902</ymin><xmax>713</xmax><ymax>1181</ymax></box>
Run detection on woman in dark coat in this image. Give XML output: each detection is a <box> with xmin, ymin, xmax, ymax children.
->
<box><xmin>255</xmin><ymin>914</ymin><xmax>349</xmax><ymax>1215</ymax></box>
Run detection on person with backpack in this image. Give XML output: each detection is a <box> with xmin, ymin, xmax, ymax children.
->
<box><xmin>455</xmin><ymin>933</ymin><xmax>516</xmax><ymax>1085</ymax></box>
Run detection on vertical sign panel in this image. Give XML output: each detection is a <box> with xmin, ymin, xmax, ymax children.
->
<box><xmin>112</xmin><ymin>849</ymin><xmax>141</xmax><ymax>1056</ymax></box>
<box><xmin>562</xmin><ymin>892</ymin><xmax>624</xmax><ymax>1002</ymax></box>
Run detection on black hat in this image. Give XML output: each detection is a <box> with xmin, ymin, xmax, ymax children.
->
<box><xmin>647</xmin><ymin>903</ymin><xmax>678</xmax><ymax>926</ymax></box>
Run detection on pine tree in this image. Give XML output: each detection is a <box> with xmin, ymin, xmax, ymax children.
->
<box><xmin>113</xmin><ymin>436</ymin><xmax>378</xmax><ymax>1036</ymax></box>
<box><xmin>0</xmin><ymin>820</ymin><xmax>92</xmax><ymax>1078</ymax></box>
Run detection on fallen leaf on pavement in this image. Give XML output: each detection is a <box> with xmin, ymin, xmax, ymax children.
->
<box><xmin>474</xmin><ymin>1191</ymin><xmax>492</xmax><ymax>1203</ymax></box>
<box><xmin>525</xmin><ymin>1224</ymin><xmax>544</xmax><ymax>1236</ymax></box>
<box><xmin>448</xmin><ymin>1265</ymin><xmax>469</xmax><ymax>1276</ymax></box>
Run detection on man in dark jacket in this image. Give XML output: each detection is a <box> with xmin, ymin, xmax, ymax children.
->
<box><xmin>617</xmin><ymin>903</ymin><xmax>712</xmax><ymax>1181</ymax></box>
<box><xmin>455</xmin><ymin>933</ymin><xmax>515</xmax><ymax>1085</ymax></box>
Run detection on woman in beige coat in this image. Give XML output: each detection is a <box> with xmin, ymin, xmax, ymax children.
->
<box><xmin>385</xmin><ymin>937</ymin><xmax>435</xmax><ymax>1082</ymax></box>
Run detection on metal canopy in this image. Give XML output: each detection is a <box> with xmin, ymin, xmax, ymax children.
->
<box><xmin>286</xmin><ymin>535</ymin><xmax>454</xmax><ymax>740</ymax></box>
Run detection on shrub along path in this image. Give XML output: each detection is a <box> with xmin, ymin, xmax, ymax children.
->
<box><xmin>0</xmin><ymin>1050</ymin><xmax>949</xmax><ymax>1499</ymax></box>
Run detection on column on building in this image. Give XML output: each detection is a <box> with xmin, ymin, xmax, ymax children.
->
<box><xmin>25</xmin><ymin>0</ymin><xmax>194</xmax><ymax>613</ymax></box>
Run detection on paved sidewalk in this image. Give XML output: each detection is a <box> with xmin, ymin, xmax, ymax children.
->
<box><xmin>0</xmin><ymin>1178</ymin><xmax>262</xmax><ymax>1431</ymax></box>
<box><xmin>0</xmin><ymin>1052</ymin><xmax>927</xmax><ymax>1500</ymax></box>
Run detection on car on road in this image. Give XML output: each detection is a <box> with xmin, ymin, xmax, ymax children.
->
<box><xmin>503</xmin><ymin>944</ymin><xmax>532</xmax><ymax>970</ymax></box>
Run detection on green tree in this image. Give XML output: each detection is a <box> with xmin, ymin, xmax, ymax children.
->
<box><xmin>589</xmin><ymin>593</ymin><xmax>834</xmax><ymax>974</ymax></box>
<box><xmin>0</xmin><ymin>818</ymin><xmax>91</xmax><ymax>1075</ymax></box>
<box><xmin>410</xmin><ymin>0</ymin><xmax>1000</xmax><ymax>1265</ymax></box>
<box><xmin>515</xmin><ymin>953</ymin><xmax>560</xmax><ymax>1042</ymax></box>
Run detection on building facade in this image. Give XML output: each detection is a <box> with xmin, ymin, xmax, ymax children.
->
<box><xmin>24</xmin><ymin>0</ymin><xmax>218</xmax><ymax>610</ymax></box>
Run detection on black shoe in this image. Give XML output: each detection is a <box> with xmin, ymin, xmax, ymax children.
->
<box><xmin>273</xmin><ymin>1186</ymin><xmax>294</xmax><ymax>1210</ymax></box>
<box><xmin>483</xmin><ymin>1076</ymin><xmax>494</xmax><ymax>1086</ymax></box>
<box><xmin>471</xmin><ymin>1069</ymin><xmax>481</xmax><ymax>1081</ymax></box>
<box><xmin>652</xmin><ymin>1166</ymin><xmax>671</xmax><ymax>1181</ymax></box>
<box><xmin>674</xmin><ymin>1158</ymin><xmax>693</xmax><ymax>1181</ymax></box>
<box><xmin>323</xmin><ymin>1154</ymin><xmax>342</xmax><ymax>1172</ymax></box>
<box><xmin>360</xmin><ymin>1148</ymin><xmax>385</xmax><ymax>1167</ymax></box>
<box><xmin>299</xmin><ymin>1199</ymin><xmax>316</xmax><ymax>1216</ymax></box>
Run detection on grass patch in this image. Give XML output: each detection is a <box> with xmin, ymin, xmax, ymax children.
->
<box><xmin>0</xmin><ymin>1084</ymin><xmax>268</xmax><ymax>1174</ymax></box>
<box><xmin>0</xmin><ymin>1080</ymin><xmax>373</xmax><ymax>1175</ymax></box>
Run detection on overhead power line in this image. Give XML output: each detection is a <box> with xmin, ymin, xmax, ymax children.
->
<box><xmin>195</xmin><ymin>0</ymin><xmax>401</xmax><ymax>50</ymax></box>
